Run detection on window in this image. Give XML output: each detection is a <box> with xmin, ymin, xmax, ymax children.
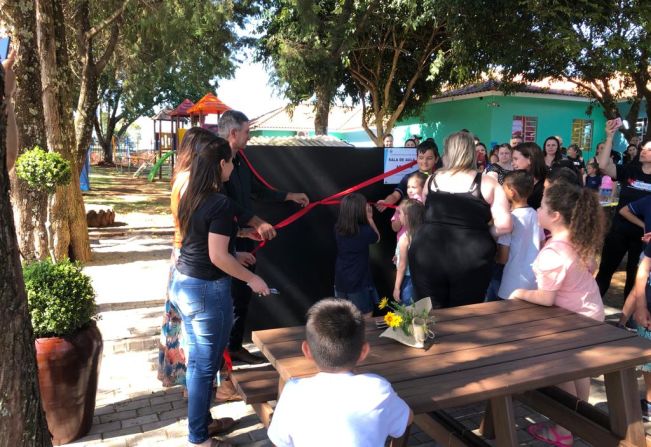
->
<box><xmin>512</xmin><ymin>116</ymin><xmax>538</xmax><ymax>142</ymax></box>
<box><xmin>635</xmin><ymin>118</ymin><xmax>648</xmax><ymax>140</ymax></box>
<box><xmin>571</xmin><ymin>119</ymin><xmax>593</xmax><ymax>151</ymax></box>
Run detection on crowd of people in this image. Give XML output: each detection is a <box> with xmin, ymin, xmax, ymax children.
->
<box><xmin>161</xmin><ymin>110</ymin><xmax>651</xmax><ymax>446</ymax></box>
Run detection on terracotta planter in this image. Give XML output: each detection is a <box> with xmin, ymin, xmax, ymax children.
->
<box><xmin>35</xmin><ymin>323</ymin><xmax>103</xmax><ymax>445</ymax></box>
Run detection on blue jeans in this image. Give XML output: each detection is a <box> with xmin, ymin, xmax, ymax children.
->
<box><xmin>170</xmin><ymin>270</ymin><xmax>233</xmax><ymax>444</ymax></box>
<box><xmin>484</xmin><ymin>264</ymin><xmax>504</xmax><ymax>302</ymax></box>
<box><xmin>400</xmin><ymin>276</ymin><xmax>415</xmax><ymax>306</ymax></box>
<box><xmin>334</xmin><ymin>286</ymin><xmax>379</xmax><ymax>314</ymax></box>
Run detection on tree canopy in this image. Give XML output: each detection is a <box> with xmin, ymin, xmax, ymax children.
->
<box><xmin>96</xmin><ymin>0</ymin><xmax>255</xmax><ymax>161</ymax></box>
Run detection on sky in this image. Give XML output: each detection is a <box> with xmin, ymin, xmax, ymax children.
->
<box><xmin>216</xmin><ymin>59</ymin><xmax>287</xmax><ymax>120</ymax></box>
<box><xmin>133</xmin><ymin>59</ymin><xmax>287</xmax><ymax>148</ymax></box>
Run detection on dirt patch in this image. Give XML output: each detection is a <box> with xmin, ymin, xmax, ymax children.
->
<box><xmin>84</xmin><ymin>166</ymin><xmax>171</xmax><ymax>215</ymax></box>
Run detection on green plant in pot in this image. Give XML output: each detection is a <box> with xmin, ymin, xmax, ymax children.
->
<box><xmin>17</xmin><ymin>147</ymin><xmax>103</xmax><ymax>445</ymax></box>
<box><xmin>23</xmin><ymin>259</ymin><xmax>103</xmax><ymax>445</ymax></box>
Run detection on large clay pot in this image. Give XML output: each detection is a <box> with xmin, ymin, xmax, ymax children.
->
<box><xmin>35</xmin><ymin>323</ymin><xmax>103</xmax><ymax>445</ymax></box>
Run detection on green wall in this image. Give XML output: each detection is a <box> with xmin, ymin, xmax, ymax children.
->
<box><xmin>251</xmin><ymin>129</ymin><xmax>297</xmax><ymax>138</ymax></box>
<box><xmin>379</xmin><ymin>94</ymin><xmax>608</xmax><ymax>159</ymax></box>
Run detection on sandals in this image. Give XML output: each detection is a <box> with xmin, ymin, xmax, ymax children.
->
<box><xmin>207</xmin><ymin>417</ymin><xmax>238</xmax><ymax>436</ymax></box>
<box><xmin>527</xmin><ymin>422</ymin><xmax>573</xmax><ymax>446</ymax></box>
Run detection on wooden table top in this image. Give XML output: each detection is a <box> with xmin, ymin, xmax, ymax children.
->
<box><xmin>252</xmin><ymin>299</ymin><xmax>651</xmax><ymax>414</ymax></box>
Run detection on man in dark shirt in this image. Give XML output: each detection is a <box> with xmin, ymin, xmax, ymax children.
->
<box><xmin>220</xmin><ymin>110</ymin><xmax>309</xmax><ymax>364</ymax></box>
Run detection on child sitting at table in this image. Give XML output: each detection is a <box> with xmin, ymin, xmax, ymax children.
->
<box><xmin>267</xmin><ymin>298</ymin><xmax>413</xmax><ymax>447</ymax></box>
<box><xmin>509</xmin><ymin>182</ymin><xmax>605</xmax><ymax>446</ymax></box>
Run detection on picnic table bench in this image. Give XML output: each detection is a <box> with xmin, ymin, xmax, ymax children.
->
<box><xmin>252</xmin><ymin>299</ymin><xmax>651</xmax><ymax>446</ymax></box>
<box><xmin>230</xmin><ymin>365</ymin><xmax>278</xmax><ymax>428</ymax></box>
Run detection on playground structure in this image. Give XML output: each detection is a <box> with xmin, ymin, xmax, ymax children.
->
<box><xmin>148</xmin><ymin>93</ymin><xmax>231</xmax><ymax>181</ymax></box>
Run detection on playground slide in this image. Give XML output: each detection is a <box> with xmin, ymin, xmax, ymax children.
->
<box><xmin>147</xmin><ymin>150</ymin><xmax>175</xmax><ymax>182</ymax></box>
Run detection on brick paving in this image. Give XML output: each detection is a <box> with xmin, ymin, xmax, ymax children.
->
<box><xmin>61</xmin><ymin>224</ymin><xmax>649</xmax><ymax>446</ymax></box>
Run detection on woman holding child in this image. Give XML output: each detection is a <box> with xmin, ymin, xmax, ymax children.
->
<box><xmin>171</xmin><ymin>132</ymin><xmax>270</xmax><ymax>447</ymax></box>
<box><xmin>409</xmin><ymin>131</ymin><xmax>511</xmax><ymax>308</ymax></box>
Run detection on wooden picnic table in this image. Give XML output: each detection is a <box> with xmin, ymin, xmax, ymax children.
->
<box><xmin>252</xmin><ymin>299</ymin><xmax>651</xmax><ymax>447</ymax></box>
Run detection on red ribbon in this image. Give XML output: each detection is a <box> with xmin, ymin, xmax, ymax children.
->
<box><xmin>245</xmin><ymin>157</ymin><xmax>416</xmax><ymax>253</ymax></box>
<box><xmin>239</xmin><ymin>150</ymin><xmax>278</xmax><ymax>191</ymax></box>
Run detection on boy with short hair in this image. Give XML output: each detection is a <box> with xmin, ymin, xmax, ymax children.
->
<box><xmin>498</xmin><ymin>170</ymin><xmax>545</xmax><ymax>300</ymax></box>
<box><xmin>376</xmin><ymin>140</ymin><xmax>439</xmax><ymax>211</ymax></box>
<box><xmin>267</xmin><ymin>299</ymin><xmax>412</xmax><ymax>447</ymax></box>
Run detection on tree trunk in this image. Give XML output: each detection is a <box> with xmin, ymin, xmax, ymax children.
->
<box><xmin>36</xmin><ymin>0</ymin><xmax>91</xmax><ymax>262</ymax></box>
<box><xmin>4</xmin><ymin>0</ymin><xmax>49</xmax><ymax>261</ymax></box>
<box><xmin>0</xmin><ymin>59</ymin><xmax>53</xmax><ymax>447</ymax></box>
<box><xmin>314</xmin><ymin>84</ymin><xmax>333</xmax><ymax>135</ymax></box>
<box><xmin>621</xmin><ymin>98</ymin><xmax>641</xmax><ymax>143</ymax></box>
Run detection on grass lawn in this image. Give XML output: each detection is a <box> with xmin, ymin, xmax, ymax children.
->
<box><xmin>83</xmin><ymin>165</ymin><xmax>171</xmax><ymax>214</ymax></box>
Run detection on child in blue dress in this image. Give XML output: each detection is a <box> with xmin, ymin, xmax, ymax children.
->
<box><xmin>334</xmin><ymin>193</ymin><xmax>381</xmax><ymax>316</ymax></box>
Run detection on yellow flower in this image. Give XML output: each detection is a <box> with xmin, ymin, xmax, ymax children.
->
<box><xmin>384</xmin><ymin>312</ymin><xmax>403</xmax><ymax>328</ymax></box>
<box><xmin>378</xmin><ymin>297</ymin><xmax>389</xmax><ymax>310</ymax></box>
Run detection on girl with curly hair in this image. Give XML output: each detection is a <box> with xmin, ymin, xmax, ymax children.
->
<box><xmin>508</xmin><ymin>182</ymin><xmax>606</xmax><ymax>446</ymax></box>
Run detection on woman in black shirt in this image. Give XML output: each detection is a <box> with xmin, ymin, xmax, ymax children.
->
<box><xmin>595</xmin><ymin>119</ymin><xmax>651</xmax><ymax>299</ymax></box>
<box><xmin>170</xmin><ymin>134</ymin><xmax>270</xmax><ymax>446</ymax></box>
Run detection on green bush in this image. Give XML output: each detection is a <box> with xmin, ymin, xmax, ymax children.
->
<box><xmin>15</xmin><ymin>146</ymin><xmax>72</xmax><ymax>193</ymax></box>
<box><xmin>23</xmin><ymin>259</ymin><xmax>97</xmax><ymax>338</ymax></box>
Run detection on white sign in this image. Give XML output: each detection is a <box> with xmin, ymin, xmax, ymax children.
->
<box><xmin>384</xmin><ymin>148</ymin><xmax>417</xmax><ymax>184</ymax></box>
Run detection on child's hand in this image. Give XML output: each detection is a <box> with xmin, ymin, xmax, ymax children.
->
<box><xmin>393</xmin><ymin>288</ymin><xmax>401</xmax><ymax>302</ymax></box>
<box><xmin>375</xmin><ymin>200</ymin><xmax>388</xmax><ymax>212</ymax></box>
<box><xmin>238</xmin><ymin>228</ymin><xmax>263</xmax><ymax>241</ymax></box>
<box><xmin>642</xmin><ymin>232</ymin><xmax>651</xmax><ymax>243</ymax></box>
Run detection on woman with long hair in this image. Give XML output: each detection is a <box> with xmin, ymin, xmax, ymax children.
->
<box><xmin>543</xmin><ymin>136</ymin><xmax>563</xmax><ymax>169</ymax></box>
<box><xmin>511</xmin><ymin>142</ymin><xmax>547</xmax><ymax>209</ymax></box>
<box><xmin>408</xmin><ymin>131</ymin><xmax>511</xmax><ymax>308</ymax></box>
<box><xmin>159</xmin><ymin>127</ymin><xmax>212</xmax><ymax>389</ymax></box>
<box><xmin>171</xmin><ymin>133</ymin><xmax>270</xmax><ymax>447</ymax></box>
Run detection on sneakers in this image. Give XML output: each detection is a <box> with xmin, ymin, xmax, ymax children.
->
<box><xmin>641</xmin><ymin>399</ymin><xmax>651</xmax><ymax>422</ymax></box>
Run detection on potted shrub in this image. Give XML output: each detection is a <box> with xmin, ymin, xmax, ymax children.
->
<box><xmin>23</xmin><ymin>259</ymin><xmax>102</xmax><ymax>445</ymax></box>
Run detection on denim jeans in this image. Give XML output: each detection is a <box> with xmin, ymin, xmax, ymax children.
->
<box><xmin>334</xmin><ymin>286</ymin><xmax>379</xmax><ymax>314</ymax></box>
<box><xmin>400</xmin><ymin>276</ymin><xmax>415</xmax><ymax>306</ymax></box>
<box><xmin>170</xmin><ymin>269</ymin><xmax>233</xmax><ymax>444</ymax></box>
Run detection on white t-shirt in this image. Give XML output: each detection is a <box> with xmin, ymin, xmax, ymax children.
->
<box><xmin>267</xmin><ymin>372</ymin><xmax>410</xmax><ymax>447</ymax></box>
<box><xmin>498</xmin><ymin>207</ymin><xmax>544</xmax><ymax>299</ymax></box>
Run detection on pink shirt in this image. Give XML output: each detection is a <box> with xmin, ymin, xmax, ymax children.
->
<box><xmin>532</xmin><ymin>239</ymin><xmax>604</xmax><ymax>321</ymax></box>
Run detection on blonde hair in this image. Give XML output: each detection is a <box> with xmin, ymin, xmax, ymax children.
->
<box><xmin>443</xmin><ymin>132</ymin><xmax>476</xmax><ymax>173</ymax></box>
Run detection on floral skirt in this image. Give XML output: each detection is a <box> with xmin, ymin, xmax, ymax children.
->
<box><xmin>157</xmin><ymin>299</ymin><xmax>187</xmax><ymax>387</ymax></box>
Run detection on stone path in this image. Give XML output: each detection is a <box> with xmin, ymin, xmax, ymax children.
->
<box><xmin>62</xmin><ymin>215</ymin><xmax>648</xmax><ymax>446</ymax></box>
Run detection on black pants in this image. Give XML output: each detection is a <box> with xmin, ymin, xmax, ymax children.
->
<box><xmin>409</xmin><ymin>224</ymin><xmax>495</xmax><ymax>308</ymax></box>
<box><xmin>229</xmin><ymin>263</ymin><xmax>254</xmax><ymax>351</ymax></box>
<box><xmin>596</xmin><ymin>220</ymin><xmax>643</xmax><ymax>298</ymax></box>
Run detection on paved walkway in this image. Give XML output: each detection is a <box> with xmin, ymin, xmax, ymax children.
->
<box><xmin>63</xmin><ymin>217</ymin><xmax>648</xmax><ymax>446</ymax></box>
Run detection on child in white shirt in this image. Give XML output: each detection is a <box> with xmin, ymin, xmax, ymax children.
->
<box><xmin>267</xmin><ymin>299</ymin><xmax>412</xmax><ymax>447</ymax></box>
<box><xmin>498</xmin><ymin>170</ymin><xmax>545</xmax><ymax>299</ymax></box>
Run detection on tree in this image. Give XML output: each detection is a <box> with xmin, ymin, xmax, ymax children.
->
<box><xmin>0</xmin><ymin>62</ymin><xmax>52</xmax><ymax>447</ymax></box>
<box><xmin>259</xmin><ymin>1</ymin><xmax>460</xmax><ymax>145</ymax></box>
<box><xmin>1</xmin><ymin>0</ymin><xmax>50</xmax><ymax>260</ymax></box>
<box><xmin>94</xmin><ymin>0</ymin><xmax>251</xmax><ymax>163</ymax></box>
<box><xmin>344</xmin><ymin>1</ymin><xmax>450</xmax><ymax>145</ymax></box>
<box><xmin>257</xmin><ymin>0</ymin><xmax>355</xmax><ymax>135</ymax></box>
<box><xmin>449</xmin><ymin>0</ymin><xmax>651</xmax><ymax>142</ymax></box>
